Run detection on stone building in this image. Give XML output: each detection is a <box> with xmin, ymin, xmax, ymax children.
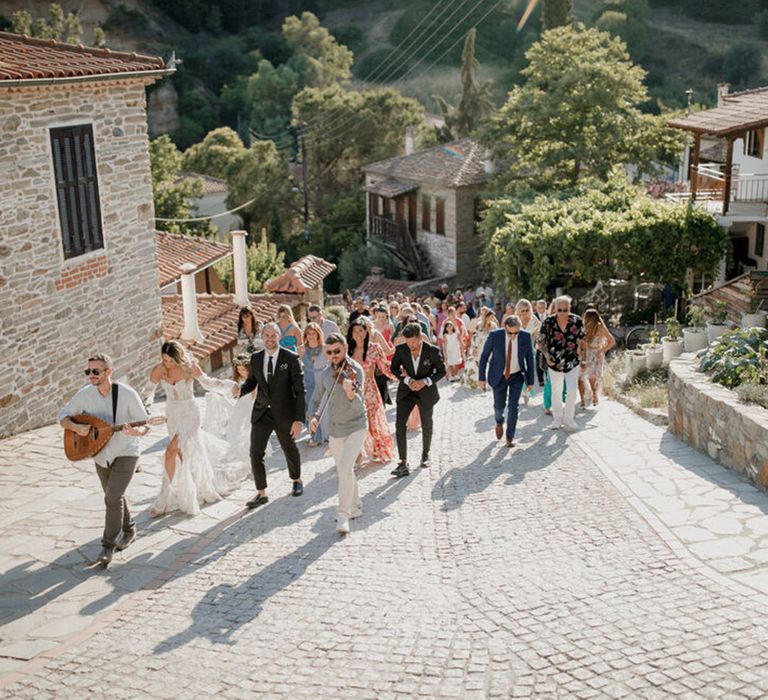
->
<box><xmin>264</xmin><ymin>254</ymin><xmax>337</xmax><ymax>319</ymax></box>
<box><xmin>361</xmin><ymin>138</ymin><xmax>492</xmax><ymax>284</ymax></box>
<box><xmin>0</xmin><ymin>32</ymin><xmax>173</xmax><ymax>437</ymax></box>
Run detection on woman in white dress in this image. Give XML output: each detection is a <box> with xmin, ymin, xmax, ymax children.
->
<box><xmin>462</xmin><ymin>308</ymin><xmax>497</xmax><ymax>389</ymax></box>
<box><xmin>148</xmin><ymin>341</ymin><xmax>237</xmax><ymax>516</ymax></box>
<box><xmin>442</xmin><ymin>320</ymin><xmax>464</xmax><ymax>381</ymax></box>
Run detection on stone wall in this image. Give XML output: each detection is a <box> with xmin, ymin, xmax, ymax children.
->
<box><xmin>0</xmin><ymin>79</ymin><xmax>163</xmax><ymax>437</ymax></box>
<box><xmin>454</xmin><ymin>186</ymin><xmax>483</xmax><ymax>285</ymax></box>
<box><xmin>416</xmin><ymin>187</ymin><xmax>456</xmax><ymax>277</ymax></box>
<box><xmin>668</xmin><ymin>356</ymin><xmax>768</xmax><ymax>488</ymax></box>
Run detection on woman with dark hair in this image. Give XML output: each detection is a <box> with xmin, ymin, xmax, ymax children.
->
<box><xmin>237</xmin><ymin>307</ymin><xmax>263</xmax><ymax>355</ymax></box>
<box><xmin>147</xmin><ymin>340</ymin><xmax>237</xmax><ymax>515</ymax></box>
<box><xmin>347</xmin><ymin>317</ymin><xmax>396</xmax><ymax>463</ymax></box>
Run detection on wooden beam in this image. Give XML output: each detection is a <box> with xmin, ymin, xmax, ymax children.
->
<box><xmin>690</xmin><ymin>133</ymin><xmax>701</xmax><ymax>200</ymax></box>
<box><xmin>723</xmin><ymin>137</ymin><xmax>734</xmax><ymax>215</ymax></box>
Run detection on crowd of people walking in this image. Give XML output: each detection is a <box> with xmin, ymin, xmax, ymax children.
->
<box><xmin>58</xmin><ymin>283</ymin><xmax>617</xmax><ymax>563</ymax></box>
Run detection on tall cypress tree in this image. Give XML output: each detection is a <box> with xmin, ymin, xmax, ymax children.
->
<box><xmin>542</xmin><ymin>0</ymin><xmax>573</xmax><ymax>30</ymax></box>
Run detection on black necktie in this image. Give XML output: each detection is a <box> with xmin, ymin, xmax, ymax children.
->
<box><xmin>267</xmin><ymin>355</ymin><xmax>274</xmax><ymax>383</ymax></box>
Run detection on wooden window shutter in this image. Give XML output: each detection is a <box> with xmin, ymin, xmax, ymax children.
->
<box><xmin>50</xmin><ymin>124</ymin><xmax>104</xmax><ymax>259</ymax></box>
<box><xmin>421</xmin><ymin>195</ymin><xmax>431</xmax><ymax>232</ymax></box>
<box><xmin>435</xmin><ymin>196</ymin><xmax>445</xmax><ymax>235</ymax></box>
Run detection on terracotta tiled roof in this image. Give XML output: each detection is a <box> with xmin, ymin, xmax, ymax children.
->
<box><xmin>265</xmin><ymin>255</ymin><xmax>336</xmax><ymax>294</ymax></box>
<box><xmin>362</xmin><ymin>138</ymin><xmax>489</xmax><ymax>189</ymax></box>
<box><xmin>356</xmin><ymin>276</ymin><xmax>419</xmax><ymax>299</ymax></box>
<box><xmin>174</xmin><ymin>172</ymin><xmax>228</xmax><ymax>195</ymax></box>
<box><xmin>364</xmin><ymin>179</ymin><xmax>418</xmax><ymax>198</ymax></box>
<box><xmin>155</xmin><ymin>231</ymin><xmax>231</xmax><ymax>289</ymax></box>
<box><xmin>667</xmin><ymin>89</ymin><xmax>768</xmax><ymax>136</ymax></box>
<box><xmin>0</xmin><ymin>31</ymin><xmax>168</xmax><ymax>82</ymax></box>
<box><xmin>161</xmin><ymin>293</ymin><xmax>283</xmax><ymax>361</ymax></box>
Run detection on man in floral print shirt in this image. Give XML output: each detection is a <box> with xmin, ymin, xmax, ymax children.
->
<box><xmin>537</xmin><ymin>296</ymin><xmax>585</xmax><ymax>432</ymax></box>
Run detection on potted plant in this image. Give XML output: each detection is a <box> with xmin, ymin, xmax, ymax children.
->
<box><xmin>625</xmin><ymin>348</ymin><xmax>648</xmax><ymax>378</ymax></box>
<box><xmin>644</xmin><ymin>329</ymin><xmax>663</xmax><ymax>369</ymax></box>
<box><xmin>661</xmin><ymin>317</ymin><xmax>684</xmax><ymax>365</ymax></box>
<box><xmin>683</xmin><ymin>305</ymin><xmax>708</xmax><ymax>352</ymax></box>
<box><xmin>706</xmin><ymin>300</ymin><xmax>730</xmax><ymax>344</ymax></box>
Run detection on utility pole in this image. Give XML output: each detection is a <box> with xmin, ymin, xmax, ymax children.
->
<box><xmin>299</xmin><ymin>124</ymin><xmax>309</xmax><ymax>242</ymax></box>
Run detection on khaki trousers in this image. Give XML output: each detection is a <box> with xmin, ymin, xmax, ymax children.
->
<box><xmin>95</xmin><ymin>456</ymin><xmax>138</xmax><ymax>548</ymax></box>
<box><xmin>329</xmin><ymin>429</ymin><xmax>367</xmax><ymax>518</ymax></box>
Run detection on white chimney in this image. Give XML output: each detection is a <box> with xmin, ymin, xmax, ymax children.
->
<box><xmin>179</xmin><ymin>262</ymin><xmax>204</xmax><ymax>342</ymax></box>
<box><xmin>483</xmin><ymin>148</ymin><xmax>496</xmax><ymax>175</ymax></box>
<box><xmin>717</xmin><ymin>83</ymin><xmax>730</xmax><ymax>107</ymax></box>
<box><xmin>232</xmin><ymin>230</ymin><xmax>249</xmax><ymax>307</ymax></box>
<box><xmin>405</xmin><ymin>126</ymin><xmax>415</xmax><ymax>155</ymax></box>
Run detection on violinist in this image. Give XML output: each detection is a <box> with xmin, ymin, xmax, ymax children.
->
<box><xmin>308</xmin><ymin>333</ymin><xmax>367</xmax><ymax>535</ymax></box>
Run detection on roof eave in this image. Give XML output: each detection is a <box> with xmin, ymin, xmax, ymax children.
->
<box><xmin>158</xmin><ymin>249</ymin><xmax>231</xmax><ymax>290</ymax></box>
<box><xmin>0</xmin><ymin>66</ymin><xmax>174</xmax><ymax>88</ymax></box>
<box><xmin>667</xmin><ymin>116</ymin><xmax>768</xmax><ymax>138</ymax></box>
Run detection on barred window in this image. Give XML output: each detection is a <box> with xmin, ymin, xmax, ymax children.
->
<box><xmin>50</xmin><ymin>124</ymin><xmax>104</xmax><ymax>259</ymax></box>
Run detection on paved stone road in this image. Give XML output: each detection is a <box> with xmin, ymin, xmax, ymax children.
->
<box><xmin>2</xmin><ymin>385</ymin><xmax>768</xmax><ymax>697</ymax></box>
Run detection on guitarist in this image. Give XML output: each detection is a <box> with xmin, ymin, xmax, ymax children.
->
<box><xmin>58</xmin><ymin>353</ymin><xmax>149</xmax><ymax>566</ymax></box>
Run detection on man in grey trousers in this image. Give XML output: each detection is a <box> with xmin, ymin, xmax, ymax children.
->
<box><xmin>308</xmin><ymin>333</ymin><xmax>367</xmax><ymax>535</ymax></box>
<box><xmin>58</xmin><ymin>353</ymin><xmax>150</xmax><ymax>565</ymax></box>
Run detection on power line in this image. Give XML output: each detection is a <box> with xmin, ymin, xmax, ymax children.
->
<box><xmin>155</xmin><ymin>195</ymin><xmax>259</xmax><ymax>223</ymax></box>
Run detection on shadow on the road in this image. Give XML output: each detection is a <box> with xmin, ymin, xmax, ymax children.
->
<box><xmin>152</xmin><ymin>460</ymin><xmax>416</xmax><ymax>655</ymax></box>
<box><xmin>431</xmin><ymin>412</ymin><xmax>569</xmax><ymax>512</ymax></box>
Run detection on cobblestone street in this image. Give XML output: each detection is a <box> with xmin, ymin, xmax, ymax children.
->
<box><xmin>2</xmin><ymin>385</ymin><xmax>768</xmax><ymax>698</ymax></box>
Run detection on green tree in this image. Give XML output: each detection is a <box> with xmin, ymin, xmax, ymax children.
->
<box><xmin>225</xmin><ymin>140</ymin><xmax>292</xmax><ymax>240</ymax></box>
<box><xmin>149</xmin><ymin>136</ymin><xmax>215</xmax><ymax>237</ymax></box>
<box><xmin>246</xmin><ymin>12</ymin><xmax>353</xmax><ymax>137</ymax></box>
<box><xmin>542</xmin><ymin>0</ymin><xmax>573</xmax><ymax>30</ymax></box>
<box><xmin>292</xmin><ymin>85</ymin><xmax>424</xmax><ymax>216</ymax></box>
<box><xmin>12</xmin><ymin>3</ymin><xmax>104</xmax><ymax>46</ymax></box>
<box><xmin>596</xmin><ymin>0</ymin><xmax>649</xmax><ymax>61</ymax></box>
<box><xmin>433</xmin><ymin>28</ymin><xmax>496</xmax><ymax>139</ymax></box>
<box><xmin>723</xmin><ymin>41</ymin><xmax>763</xmax><ymax>88</ymax></box>
<box><xmin>480</xmin><ymin>174</ymin><xmax>727</xmax><ymax>298</ymax></box>
<box><xmin>215</xmin><ymin>229</ymin><xmax>286</xmax><ymax>293</ymax></box>
<box><xmin>490</xmin><ymin>24</ymin><xmax>676</xmax><ymax>187</ymax></box>
<box><xmin>182</xmin><ymin>128</ymin><xmax>245</xmax><ymax>179</ymax></box>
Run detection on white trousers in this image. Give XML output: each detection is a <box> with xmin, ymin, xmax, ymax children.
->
<box><xmin>549</xmin><ymin>365</ymin><xmax>580</xmax><ymax>427</ymax></box>
<box><xmin>329</xmin><ymin>428</ymin><xmax>367</xmax><ymax>517</ymax></box>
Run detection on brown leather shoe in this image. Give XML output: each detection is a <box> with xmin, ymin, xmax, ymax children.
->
<box><xmin>495</xmin><ymin>423</ymin><xmax>503</xmax><ymax>440</ymax></box>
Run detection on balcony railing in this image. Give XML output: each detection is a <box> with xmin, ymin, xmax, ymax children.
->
<box><xmin>369</xmin><ymin>214</ymin><xmax>398</xmax><ymax>242</ymax></box>
<box><xmin>667</xmin><ymin>164</ymin><xmax>768</xmax><ymax>212</ymax></box>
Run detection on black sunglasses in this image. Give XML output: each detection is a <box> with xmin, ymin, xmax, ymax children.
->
<box><xmin>324</xmin><ymin>348</ymin><xmax>343</xmax><ymax>356</ymax></box>
<box><xmin>84</xmin><ymin>368</ymin><xmax>102</xmax><ymax>376</ymax></box>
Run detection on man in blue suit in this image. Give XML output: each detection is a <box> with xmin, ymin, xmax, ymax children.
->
<box><xmin>478</xmin><ymin>315</ymin><xmax>535</xmax><ymax>447</ymax></box>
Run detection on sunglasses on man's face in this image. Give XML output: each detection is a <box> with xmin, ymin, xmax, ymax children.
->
<box><xmin>84</xmin><ymin>368</ymin><xmax>102</xmax><ymax>376</ymax></box>
<box><xmin>324</xmin><ymin>348</ymin><xmax>343</xmax><ymax>357</ymax></box>
<box><xmin>556</xmin><ymin>308</ymin><xmax>569</xmax><ymax>313</ymax></box>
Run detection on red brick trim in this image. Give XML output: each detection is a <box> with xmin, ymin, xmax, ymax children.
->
<box><xmin>55</xmin><ymin>254</ymin><xmax>108</xmax><ymax>291</ymax></box>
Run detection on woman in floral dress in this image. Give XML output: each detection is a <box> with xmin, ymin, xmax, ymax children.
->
<box><xmin>462</xmin><ymin>308</ymin><xmax>497</xmax><ymax>389</ymax></box>
<box><xmin>347</xmin><ymin>318</ymin><xmax>396</xmax><ymax>463</ymax></box>
<box><xmin>578</xmin><ymin>308</ymin><xmax>616</xmax><ymax>407</ymax></box>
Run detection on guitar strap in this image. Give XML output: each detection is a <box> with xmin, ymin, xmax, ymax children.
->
<box><xmin>111</xmin><ymin>383</ymin><xmax>119</xmax><ymax>425</ymax></box>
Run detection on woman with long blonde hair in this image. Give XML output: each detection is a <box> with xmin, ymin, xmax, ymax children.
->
<box><xmin>275</xmin><ymin>304</ymin><xmax>303</xmax><ymax>355</ymax></box>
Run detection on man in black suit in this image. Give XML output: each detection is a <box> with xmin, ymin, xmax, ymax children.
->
<box><xmin>233</xmin><ymin>322</ymin><xmax>305</xmax><ymax>508</ymax></box>
<box><xmin>390</xmin><ymin>322</ymin><xmax>446</xmax><ymax>477</ymax></box>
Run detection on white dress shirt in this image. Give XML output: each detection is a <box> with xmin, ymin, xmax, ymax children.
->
<box><xmin>405</xmin><ymin>345</ymin><xmax>433</xmax><ymax>387</ymax></box>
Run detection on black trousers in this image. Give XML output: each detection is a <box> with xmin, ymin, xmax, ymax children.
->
<box><xmin>375</xmin><ymin>371</ymin><xmax>391</xmax><ymax>404</ymax></box>
<box><xmin>395</xmin><ymin>394</ymin><xmax>434</xmax><ymax>463</ymax></box>
<box><xmin>535</xmin><ymin>349</ymin><xmax>546</xmax><ymax>385</ymax></box>
<box><xmin>249</xmin><ymin>411</ymin><xmax>301</xmax><ymax>491</ymax></box>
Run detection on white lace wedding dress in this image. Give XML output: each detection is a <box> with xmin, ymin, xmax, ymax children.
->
<box><xmin>151</xmin><ymin>376</ymin><xmax>242</xmax><ymax>516</ymax></box>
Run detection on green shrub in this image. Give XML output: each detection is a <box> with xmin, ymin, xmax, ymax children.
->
<box><xmin>698</xmin><ymin>327</ymin><xmax>768</xmax><ymax>388</ymax></box>
<box><xmin>353</xmin><ymin>47</ymin><xmax>413</xmax><ymax>81</ymax></box>
<box><xmin>686</xmin><ymin>304</ymin><xmax>706</xmax><ymax>329</ymax></box>
<box><xmin>723</xmin><ymin>41</ymin><xmax>762</xmax><ymax>87</ymax></box>
<box><xmin>755</xmin><ymin>9</ymin><xmax>768</xmax><ymax>39</ymax></box>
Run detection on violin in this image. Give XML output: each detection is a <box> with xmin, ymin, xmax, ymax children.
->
<box><xmin>332</xmin><ymin>357</ymin><xmax>360</xmax><ymax>392</ymax></box>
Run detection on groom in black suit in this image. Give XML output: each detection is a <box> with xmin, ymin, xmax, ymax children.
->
<box><xmin>234</xmin><ymin>322</ymin><xmax>305</xmax><ymax>508</ymax></box>
<box><xmin>390</xmin><ymin>322</ymin><xmax>446</xmax><ymax>477</ymax></box>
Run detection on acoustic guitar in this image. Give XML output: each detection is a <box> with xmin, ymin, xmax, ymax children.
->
<box><xmin>63</xmin><ymin>414</ymin><xmax>165</xmax><ymax>461</ymax></box>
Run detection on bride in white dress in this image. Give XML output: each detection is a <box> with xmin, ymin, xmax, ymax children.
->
<box><xmin>148</xmin><ymin>340</ymin><xmax>240</xmax><ymax>516</ymax></box>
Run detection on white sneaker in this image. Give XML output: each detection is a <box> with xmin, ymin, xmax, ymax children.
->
<box><xmin>562</xmin><ymin>422</ymin><xmax>578</xmax><ymax>433</ymax></box>
<box><xmin>336</xmin><ymin>515</ymin><xmax>350</xmax><ymax>534</ymax></box>
<box><xmin>549</xmin><ymin>420</ymin><xmax>561</xmax><ymax>430</ymax></box>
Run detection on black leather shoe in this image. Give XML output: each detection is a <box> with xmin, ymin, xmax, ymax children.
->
<box><xmin>292</xmin><ymin>481</ymin><xmax>304</xmax><ymax>497</ymax></box>
<box><xmin>115</xmin><ymin>529</ymin><xmax>136</xmax><ymax>551</ymax></box>
<box><xmin>392</xmin><ymin>461</ymin><xmax>410</xmax><ymax>478</ymax></box>
<box><xmin>97</xmin><ymin>546</ymin><xmax>113</xmax><ymax>565</ymax></box>
<box><xmin>390</xmin><ymin>460</ymin><xmax>407</xmax><ymax>475</ymax></box>
<box><xmin>246</xmin><ymin>495</ymin><xmax>269</xmax><ymax>509</ymax></box>
<box><xmin>420</xmin><ymin>456</ymin><xmax>431</xmax><ymax>469</ymax></box>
